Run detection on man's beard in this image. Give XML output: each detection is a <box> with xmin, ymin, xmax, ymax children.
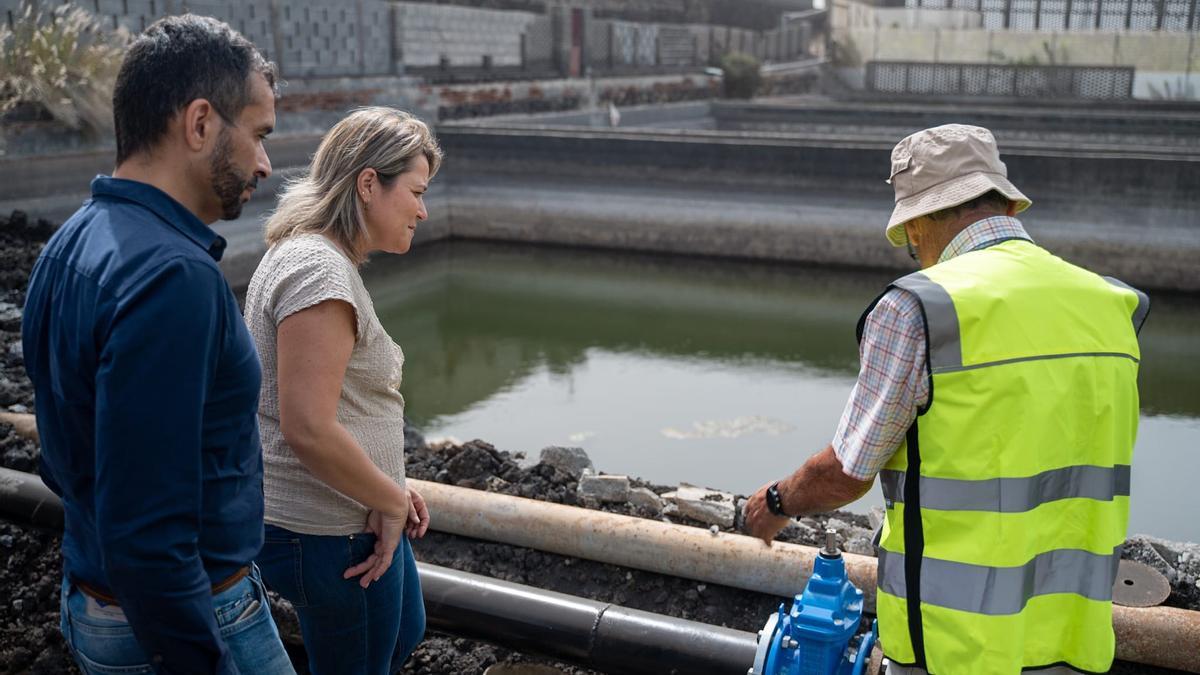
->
<box><xmin>210</xmin><ymin>129</ymin><xmax>257</xmax><ymax>221</ymax></box>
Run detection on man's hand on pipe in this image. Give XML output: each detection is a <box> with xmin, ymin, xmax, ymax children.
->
<box><xmin>743</xmin><ymin>482</ymin><xmax>792</xmax><ymax>545</ymax></box>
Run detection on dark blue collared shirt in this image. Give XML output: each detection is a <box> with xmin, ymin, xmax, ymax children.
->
<box><xmin>23</xmin><ymin>176</ymin><xmax>262</xmax><ymax>674</ymax></box>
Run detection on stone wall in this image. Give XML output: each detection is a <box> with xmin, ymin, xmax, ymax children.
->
<box><xmin>3</xmin><ymin>0</ymin><xmax>822</xmax><ymax>83</ymax></box>
<box><xmin>274</xmin><ymin>1</ymin><xmax>394</xmax><ymax>77</ymax></box>
<box><xmin>394</xmin><ymin>2</ymin><xmax>544</xmax><ymax>68</ymax></box>
<box><xmin>2</xmin><ymin>0</ymin><xmax>398</xmax><ymax>77</ymax></box>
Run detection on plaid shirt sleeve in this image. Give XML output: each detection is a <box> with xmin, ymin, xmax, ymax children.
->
<box><xmin>832</xmin><ymin>288</ymin><xmax>930</xmax><ymax>481</ymax></box>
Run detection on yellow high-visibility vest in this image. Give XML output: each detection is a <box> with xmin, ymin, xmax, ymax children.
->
<box><xmin>869</xmin><ymin>239</ymin><xmax>1147</xmax><ymax>674</ymax></box>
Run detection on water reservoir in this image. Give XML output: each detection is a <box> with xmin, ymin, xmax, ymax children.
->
<box><xmin>366</xmin><ymin>240</ymin><xmax>1200</xmax><ymax>542</ymax></box>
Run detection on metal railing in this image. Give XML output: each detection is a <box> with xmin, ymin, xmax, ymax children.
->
<box><xmin>906</xmin><ymin>0</ymin><xmax>1199</xmax><ymax>31</ymax></box>
<box><xmin>866</xmin><ymin>61</ymin><xmax>1135</xmax><ymax>98</ymax></box>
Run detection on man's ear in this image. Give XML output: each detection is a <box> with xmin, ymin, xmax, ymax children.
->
<box><xmin>904</xmin><ymin>218</ymin><xmax>921</xmax><ymax>248</ymax></box>
<box><xmin>181</xmin><ymin>99</ymin><xmax>218</xmax><ymax>153</ymax></box>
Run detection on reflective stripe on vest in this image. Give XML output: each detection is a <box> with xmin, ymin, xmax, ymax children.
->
<box><xmin>871</xmin><ymin>240</ymin><xmax>1144</xmax><ymax>674</ymax></box>
<box><xmin>877</xmin><ymin>546</ymin><xmax>1122</xmax><ymax>616</ymax></box>
<box><xmin>879</xmin><ymin>464</ymin><xmax>1131</xmax><ymax>513</ymax></box>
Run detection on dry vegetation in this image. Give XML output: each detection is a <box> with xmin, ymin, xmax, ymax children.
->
<box><xmin>0</xmin><ymin>2</ymin><xmax>128</xmax><ymax>136</ymax></box>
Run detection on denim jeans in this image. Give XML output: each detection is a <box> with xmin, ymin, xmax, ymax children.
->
<box><xmin>59</xmin><ymin>564</ymin><xmax>295</xmax><ymax>675</ymax></box>
<box><xmin>258</xmin><ymin>524</ymin><xmax>425</xmax><ymax>675</ymax></box>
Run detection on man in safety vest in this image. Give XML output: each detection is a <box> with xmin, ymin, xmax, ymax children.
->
<box><xmin>743</xmin><ymin>124</ymin><xmax>1147</xmax><ymax>674</ymax></box>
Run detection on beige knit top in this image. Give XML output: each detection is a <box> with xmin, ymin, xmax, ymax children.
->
<box><xmin>244</xmin><ymin>233</ymin><xmax>406</xmax><ymax>535</ymax></box>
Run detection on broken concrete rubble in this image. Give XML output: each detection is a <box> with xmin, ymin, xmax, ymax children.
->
<box><xmin>673</xmin><ymin>483</ymin><xmax>736</xmax><ymax>529</ymax></box>
<box><xmin>538</xmin><ymin>446</ymin><xmax>594</xmax><ymax>480</ymax></box>
<box><xmin>577</xmin><ymin>472</ymin><xmax>631</xmax><ymax>503</ymax></box>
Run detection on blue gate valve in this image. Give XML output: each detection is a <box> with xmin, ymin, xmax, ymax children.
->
<box><xmin>750</xmin><ymin>529</ymin><xmax>878</xmax><ymax>675</ymax></box>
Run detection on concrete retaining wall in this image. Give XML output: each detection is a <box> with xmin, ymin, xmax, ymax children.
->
<box><xmin>0</xmin><ymin>132</ymin><xmax>324</xmax><ymax>223</ymax></box>
<box><xmin>428</xmin><ymin>119</ymin><xmax>1199</xmax><ymax>292</ymax></box>
<box><xmin>709</xmin><ymin>100</ymin><xmax>1200</xmax><ymax>144</ymax></box>
<box><xmin>2</xmin><ymin>104</ymin><xmax>1195</xmax><ymax>293</ymax></box>
<box><xmin>434</xmin><ymin>124</ymin><xmax>1200</xmax><ymax>210</ymax></box>
<box><xmin>510</xmin><ymin>98</ymin><xmax>1200</xmax><ymax>142</ymax></box>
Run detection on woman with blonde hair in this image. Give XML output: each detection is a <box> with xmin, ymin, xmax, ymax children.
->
<box><xmin>245</xmin><ymin>107</ymin><xmax>441</xmax><ymax>674</ymax></box>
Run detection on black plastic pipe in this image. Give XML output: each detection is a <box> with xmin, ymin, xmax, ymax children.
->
<box><xmin>0</xmin><ymin>466</ymin><xmax>63</xmax><ymax>531</ymax></box>
<box><xmin>420</xmin><ymin>563</ymin><xmax>759</xmax><ymax>675</ymax></box>
<box><xmin>0</xmin><ymin>466</ymin><xmax>759</xmax><ymax>674</ymax></box>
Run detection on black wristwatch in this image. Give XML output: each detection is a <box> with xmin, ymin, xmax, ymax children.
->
<box><xmin>765</xmin><ymin>481</ymin><xmax>789</xmax><ymax>517</ymax></box>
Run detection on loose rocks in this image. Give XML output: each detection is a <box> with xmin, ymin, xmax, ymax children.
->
<box><xmin>577</xmin><ymin>472</ymin><xmax>631</xmax><ymax>503</ymax></box>
<box><xmin>673</xmin><ymin>484</ymin><xmax>736</xmax><ymax>529</ymax></box>
<box><xmin>538</xmin><ymin>446</ymin><xmax>594</xmax><ymax>480</ymax></box>
<box><xmin>443</xmin><ymin>443</ymin><xmax>503</xmax><ymax>487</ymax></box>
<box><xmin>627</xmin><ymin>486</ymin><xmax>664</xmax><ymax>512</ymax></box>
<box><xmin>1124</xmin><ymin>535</ymin><xmax>1200</xmax><ymax>611</ymax></box>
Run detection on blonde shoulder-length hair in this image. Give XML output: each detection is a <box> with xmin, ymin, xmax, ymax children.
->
<box><xmin>264</xmin><ymin>107</ymin><xmax>444</xmax><ymax>265</ymax></box>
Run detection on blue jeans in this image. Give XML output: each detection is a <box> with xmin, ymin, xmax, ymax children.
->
<box><xmin>59</xmin><ymin>565</ymin><xmax>295</xmax><ymax>675</ymax></box>
<box><xmin>258</xmin><ymin>524</ymin><xmax>425</xmax><ymax>675</ymax></box>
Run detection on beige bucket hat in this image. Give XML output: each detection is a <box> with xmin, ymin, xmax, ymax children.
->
<box><xmin>885</xmin><ymin>124</ymin><xmax>1031</xmax><ymax>247</ymax></box>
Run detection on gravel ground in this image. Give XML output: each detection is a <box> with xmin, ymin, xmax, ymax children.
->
<box><xmin>0</xmin><ymin>211</ymin><xmax>1196</xmax><ymax>674</ymax></box>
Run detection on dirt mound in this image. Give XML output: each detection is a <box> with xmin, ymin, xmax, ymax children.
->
<box><xmin>0</xmin><ymin>211</ymin><xmax>54</xmax><ymax>293</ymax></box>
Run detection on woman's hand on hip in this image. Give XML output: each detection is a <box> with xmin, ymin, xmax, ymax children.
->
<box><xmin>343</xmin><ymin>508</ymin><xmax>407</xmax><ymax>588</ymax></box>
<box><xmin>406</xmin><ymin>487</ymin><xmax>430</xmax><ymax>539</ymax></box>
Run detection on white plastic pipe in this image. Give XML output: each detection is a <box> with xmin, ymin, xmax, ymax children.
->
<box><xmin>414</xmin><ymin>479</ymin><xmax>878</xmax><ymax>609</ymax></box>
<box><xmin>411</xmin><ymin>479</ymin><xmax>1200</xmax><ymax>673</ymax></box>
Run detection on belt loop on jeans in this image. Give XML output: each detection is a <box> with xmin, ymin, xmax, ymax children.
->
<box><xmin>76</xmin><ymin>566</ymin><xmax>251</xmax><ymax>606</ymax></box>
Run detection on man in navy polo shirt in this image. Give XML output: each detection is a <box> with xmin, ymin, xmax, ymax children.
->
<box><xmin>23</xmin><ymin>15</ymin><xmax>294</xmax><ymax>674</ymax></box>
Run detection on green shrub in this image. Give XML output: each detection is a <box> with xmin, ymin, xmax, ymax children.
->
<box><xmin>0</xmin><ymin>2</ymin><xmax>129</xmax><ymax>136</ymax></box>
<box><xmin>720</xmin><ymin>52</ymin><xmax>762</xmax><ymax>100</ymax></box>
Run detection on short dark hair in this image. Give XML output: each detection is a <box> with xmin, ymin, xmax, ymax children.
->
<box><xmin>927</xmin><ymin>190</ymin><xmax>1012</xmax><ymax>223</ymax></box>
<box><xmin>113</xmin><ymin>14</ymin><xmax>278</xmax><ymax>165</ymax></box>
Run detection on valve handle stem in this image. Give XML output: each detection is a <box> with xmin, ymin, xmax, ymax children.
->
<box><xmin>822</xmin><ymin>528</ymin><xmax>839</xmax><ymax>557</ymax></box>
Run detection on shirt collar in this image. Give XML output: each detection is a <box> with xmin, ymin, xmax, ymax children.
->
<box><xmin>90</xmin><ymin>175</ymin><xmax>228</xmax><ymax>261</ymax></box>
<box><xmin>938</xmin><ymin>215</ymin><xmax>1033</xmax><ymax>264</ymax></box>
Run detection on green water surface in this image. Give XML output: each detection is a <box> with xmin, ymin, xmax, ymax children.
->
<box><xmin>366</xmin><ymin>241</ymin><xmax>1200</xmax><ymax>542</ymax></box>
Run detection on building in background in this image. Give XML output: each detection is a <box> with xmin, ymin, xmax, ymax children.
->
<box><xmin>829</xmin><ymin>0</ymin><xmax>1198</xmax><ymax>99</ymax></box>
<box><xmin>0</xmin><ymin>0</ymin><xmax>827</xmax><ymax>126</ymax></box>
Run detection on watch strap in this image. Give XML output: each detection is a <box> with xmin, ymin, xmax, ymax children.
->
<box><xmin>766</xmin><ymin>481</ymin><xmax>788</xmax><ymax>517</ymax></box>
